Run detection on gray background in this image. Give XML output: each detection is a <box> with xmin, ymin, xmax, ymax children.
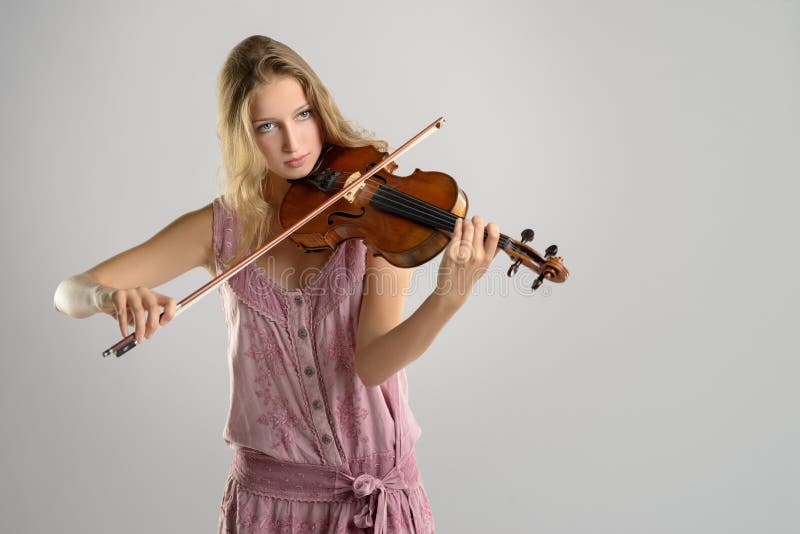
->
<box><xmin>2</xmin><ymin>1</ymin><xmax>798</xmax><ymax>532</ymax></box>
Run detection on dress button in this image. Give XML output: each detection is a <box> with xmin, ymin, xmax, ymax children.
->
<box><xmin>294</xmin><ymin>296</ymin><xmax>304</xmax><ymax>305</ymax></box>
<box><xmin>298</xmin><ymin>327</ymin><xmax>308</xmax><ymax>338</ymax></box>
<box><xmin>312</xmin><ymin>400</ymin><xmax>322</xmax><ymax>410</ymax></box>
<box><xmin>321</xmin><ymin>434</ymin><xmax>332</xmax><ymax>444</ymax></box>
<box><xmin>304</xmin><ymin>366</ymin><xmax>315</xmax><ymax>377</ymax></box>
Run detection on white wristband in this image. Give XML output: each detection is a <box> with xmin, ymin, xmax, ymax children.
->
<box><xmin>53</xmin><ymin>273</ymin><xmax>114</xmax><ymax>319</ymax></box>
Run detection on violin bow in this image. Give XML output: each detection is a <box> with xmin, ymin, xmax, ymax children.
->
<box><xmin>102</xmin><ymin>117</ymin><xmax>446</xmax><ymax>357</ymax></box>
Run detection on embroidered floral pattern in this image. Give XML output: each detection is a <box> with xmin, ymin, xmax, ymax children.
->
<box><xmin>421</xmin><ymin>498</ymin><xmax>434</xmax><ymax>527</ymax></box>
<box><xmin>257</xmin><ymin>399</ymin><xmax>307</xmax><ymax>450</ymax></box>
<box><xmin>241</xmin><ymin>513</ymin><xmax>328</xmax><ymax>534</ymax></box>
<box><xmin>336</xmin><ymin>396</ymin><xmax>370</xmax><ymax>444</ymax></box>
<box><xmin>240</xmin><ymin>320</ymin><xmax>287</xmax><ymax>386</ymax></box>
<box><xmin>325</xmin><ymin>323</ymin><xmax>357</xmax><ymax>379</ymax></box>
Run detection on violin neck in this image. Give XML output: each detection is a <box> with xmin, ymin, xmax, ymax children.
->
<box><xmin>370</xmin><ymin>184</ymin><xmax>513</xmax><ymax>251</ymax></box>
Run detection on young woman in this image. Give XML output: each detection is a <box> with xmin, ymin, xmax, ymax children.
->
<box><xmin>54</xmin><ymin>35</ymin><xmax>499</xmax><ymax>533</ymax></box>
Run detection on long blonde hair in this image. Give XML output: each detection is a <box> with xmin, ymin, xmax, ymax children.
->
<box><xmin>216</xmin><ymin>35</ymin><xmax>387</xmax><ymax>263</ymax></box>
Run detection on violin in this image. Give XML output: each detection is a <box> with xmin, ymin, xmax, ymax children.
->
<box><xmin>103</xmin><ymin>118</ymin><xmax>568</xmax><ymax>358</ymax></box>
<box><xmin>282</xmin><ymin>143</ymin><xmax>569</xmax><ymax>286</ymax></box>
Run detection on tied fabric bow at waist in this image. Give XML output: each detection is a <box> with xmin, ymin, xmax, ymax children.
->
<box><xmin>230</xmin><ymin>447</ymin><xmax>421</xmax><ymax>533</ymax></box>
<box><xmin>349</xmin><ymin>468</ymin><xmax>407</xmax><ymax>531</ymax></box>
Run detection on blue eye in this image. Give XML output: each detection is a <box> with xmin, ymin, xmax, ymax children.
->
<box><xmin>256</xmin><ymin>122</ymin><xmax>274</xmax><ymax>133</ymax></box>
<box><xmin>297</xmin><ymin>109</ymin><xmax>312</xmax><ymax>120</ymax></box>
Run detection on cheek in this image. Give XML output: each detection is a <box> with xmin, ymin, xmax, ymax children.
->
<box><xmin>305</xmin><ymin>118</ymin><xmax>323</xmax><ymax>144</ymax></box>
<box><xmin>256</xmin><ymin>137</ymin><xmax>279</xmax><ymax>161</ymax></box>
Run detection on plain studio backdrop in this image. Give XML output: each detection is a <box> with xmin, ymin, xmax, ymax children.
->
<box><xmin>1</xmin><ymin>1</ymin><xmax>798</xmax><ymax>533</ymax></box>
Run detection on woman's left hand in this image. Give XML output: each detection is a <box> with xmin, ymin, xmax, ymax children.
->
<box><xmin>435</xmin><ymin>215</ymin><xmax>500</xmax><ymax>309</ymax></box>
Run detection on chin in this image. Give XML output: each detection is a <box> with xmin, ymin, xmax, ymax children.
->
<box><xmin>284</xmin><ymin>166</ymin><xmax>311</xmax><ymax>180</ymax></box>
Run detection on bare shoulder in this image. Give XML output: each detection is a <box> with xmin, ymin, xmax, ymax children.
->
<box><xmin>87</xmin><ymin>202</ymin><xmax>215</xmax><ymax>290</ymax></box>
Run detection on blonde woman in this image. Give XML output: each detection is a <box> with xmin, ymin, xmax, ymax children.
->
<box><xmin>54</xmin><ymin>35</ymin><xmax>499</xmax><ymax>533</ymax></box>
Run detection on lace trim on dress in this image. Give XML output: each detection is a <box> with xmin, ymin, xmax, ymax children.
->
<box><xmin>228</xmin><ymin>264</ymin><xmax>292</xmax><ymax>326</ymax></box>
<box><xmin>212</xmin><ymin>198</ymin><xmax>288</xmax><ymax>325</ymax></box>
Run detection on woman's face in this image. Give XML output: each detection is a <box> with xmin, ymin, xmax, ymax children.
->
<box><xmin>250</xmin><ymin>76</ymin><xmax>323</xmax><ymax>181</ymax></box>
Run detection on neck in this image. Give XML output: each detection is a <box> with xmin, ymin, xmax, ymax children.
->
<box><xmin>263</xmin><ymin>172</ymin><xmax>292</xmax><ymax>206</ymax></box>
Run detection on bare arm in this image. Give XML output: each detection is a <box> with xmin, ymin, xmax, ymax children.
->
<box><xmin>84</xmin><ymin>203</ymin><xmax>214</xmax><ymax>289</ymax></box>
<box><xmin>54</xmin><ymin>203</ymin><xmax>214</xmax><ymax>341</ymax></box>
<box><xmin>354</xmin><ymin>216</ymin><xmax>499</xmax><ymax>387</ymax></box>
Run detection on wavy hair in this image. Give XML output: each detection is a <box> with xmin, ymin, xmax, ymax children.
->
<box><xmin>216</xmin><ymin>35</ymin><xmax>387</xmax><ymax>263</ymax></box>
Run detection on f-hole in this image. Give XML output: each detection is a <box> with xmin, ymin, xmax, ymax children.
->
<box><xmin>327</xmin><ymin>207</ymin><xmax>366</xmax><ymax>225</ymax></box>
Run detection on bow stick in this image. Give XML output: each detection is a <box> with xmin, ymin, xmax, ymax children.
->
<box><xmin>102</xmin><ymin>117</ymin><xmax>446</xmax><ymax>357</ymax></box>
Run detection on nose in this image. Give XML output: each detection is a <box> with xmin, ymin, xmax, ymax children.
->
<box><xmin>282</xmin><ymin>124</ymin><xmax>299</xmax><ymax>153</ymax></box>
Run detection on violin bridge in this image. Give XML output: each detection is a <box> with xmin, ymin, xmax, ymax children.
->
<box><xmin>342</xmin><ymin>172</ymin><xmax>364</xmax><ymax>203</ymax></box>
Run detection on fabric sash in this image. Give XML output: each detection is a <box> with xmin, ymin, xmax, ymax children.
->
<box><xmin>231</xmin><ymin>447</ymin><xmax>421</xmax><ymax>533</ymax></box>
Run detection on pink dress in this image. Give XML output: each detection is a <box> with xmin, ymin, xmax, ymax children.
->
<box><xmin>213</xmin><ymin>199</ymin><xmax>435</xmax><ymax>533</ymax></box>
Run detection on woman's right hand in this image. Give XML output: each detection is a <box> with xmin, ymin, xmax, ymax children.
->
<box><xmin>98</xmin><ymin>287</ymin><xmax>177</xmax><ymax>343</ymax></box>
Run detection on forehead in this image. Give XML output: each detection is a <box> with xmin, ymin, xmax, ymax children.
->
<box><xmin>250</xmin><ymin>76</ymin><xmax>308</xmax><ymax>118</ymax></box>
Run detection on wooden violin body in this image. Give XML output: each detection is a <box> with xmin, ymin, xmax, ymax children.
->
<box><xmin>281</xmin><ymin>144</ymin><xmax>468</xmax><ymax>267</ymax></box>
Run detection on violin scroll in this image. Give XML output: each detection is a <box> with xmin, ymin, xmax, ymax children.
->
<box><xmin>504</xmin><ymin>228</ymin><xmax>569</xmax><ymax>291</ymax></box>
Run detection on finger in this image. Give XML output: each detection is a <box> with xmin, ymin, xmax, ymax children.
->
<box><xmin>471</xmin><ymin>215</ymin><xmax>485</xmax><ymax>262</ymax></box>
<box><xmin>113</xmin><ymin>291</ymin><xmax>128</xmax><ymax>338</ymax></box>
<box><xmin>142</xmin><ymin>291</ymin><xmax>160</xmax><ymax>338</ymax></box>
<box><xmin>158</xmin><ymin>295</ymin><xmax>177</xmax><ymax>325</ymax></box>
<box><xmin>447</xmin><ymin>218</ymin><xmax>463</xmax><ymax>262</ymax></box>
<box><xmin>118</xmin><ymin>311</ymin><xmax>128</xmax><ymax>339</ymax></box>
<box><xmin>451</xmin><ymin>217</ymin><xmax>463</xmax><ymax>242</ymax></box>
<box><xmin>485</xmin><ymin>222</ymin><xmax>500</xmax><ymax>260</ymax></box>
<box><xmin>129</xmin><ymin>292</ymin><xmax>145</xmax><ymax>343</ymax></box>
<box><xmin>461</xmin><ymin>217</ymin><xmax>475</xmax><ymax>260</ymax></box>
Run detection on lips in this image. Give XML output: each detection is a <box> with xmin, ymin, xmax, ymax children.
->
<box><xmin>285</xmin><ymin>154</ymin><xmax>308</xmax><ymax>168</ymax></box>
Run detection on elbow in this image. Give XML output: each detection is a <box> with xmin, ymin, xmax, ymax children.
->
<box><xmin>356</xmin><ymin>368</ymin><xmax>381</xmax><ymax>388</ymax></box>
<box><xmin>354</xmin><ymin>351</ymin><xmax>381</xmax><ymax>388</ymax></box>
<box><xmin>357</xmin><ymin>374</ymin><xmax>384</xmax><ymax>388</ymax></box>
<box><xmin>357</xmin><ymin>375</ymin><xmax>378</xmax><ymax>388</ymax></box>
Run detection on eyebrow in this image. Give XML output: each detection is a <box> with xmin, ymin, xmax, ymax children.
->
<box><xmin>251</xmin><ymin>103</ymin><xmax>310</xmax><ymax>124</ymax></box>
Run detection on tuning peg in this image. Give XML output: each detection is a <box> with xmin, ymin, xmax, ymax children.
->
<box><xmin>545</xmin><ymin>244</ymin><xmax>558</xmax><ymax>259</ymax></box>
<box><xmin>532</xmin><ymin>274</ymin><xmax>545</xmax><ymax>290</ymax></box>
<box><xmin>507</xmin><ymin>259</ymin><xmax>521</xmax><ymax>277</ymax></box>
<box><xmin>520</xmin><ymin>228</ymin><xmax>534</xmax><ymax>243</ymax></box>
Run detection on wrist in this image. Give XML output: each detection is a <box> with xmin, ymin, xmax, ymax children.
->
<box><xmin>54</xmin><ymin>273</ymin><xmax>109</xmax><ymax>318</ymax></box>
<box><xmin>428</xmin><ymin>289</ymin><xmax>464</xmax><ymax>317</ymax></box>
<box><xmin>92</xmin><ymin>283</ymin><xmax>115</xmax><ymax>314</ymax></box>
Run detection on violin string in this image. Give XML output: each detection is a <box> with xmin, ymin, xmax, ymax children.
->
<box><xmin>373</xmin><ymin>186</ymin><xmax>517</xmax><ymax>253</ymax></box>
<box><xmin>310</xmin><ymin>174</ymin><xmax>519</xmax><ymax>253</ymax></box>
<box><xmin>319</xmin><ymin>174</ymin><xmax>519</xmax><ymax>252</ymax></box>
<box><xmin>307</xmin><ymin>173</ymin><xmax>451</xmax><ymax>227</ymax></box>
<box><xmin>321</xmin><ymin>175</ymin><xmax>463</xmax><ymax>232</ymax></box>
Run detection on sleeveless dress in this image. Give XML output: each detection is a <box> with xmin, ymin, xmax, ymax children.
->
<box><xmin>213</xmin><ymin>199</ymin><xmax>435</xmax><ymax>533</ymax></box>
